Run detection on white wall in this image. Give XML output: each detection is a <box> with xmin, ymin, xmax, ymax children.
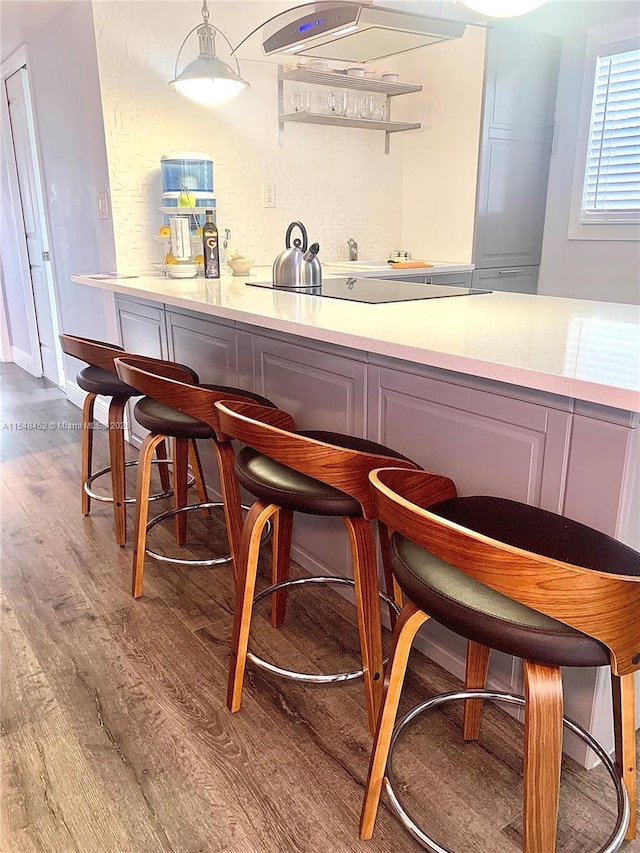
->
<box><xmin>395</xmin><ymin>24</ymin><xmax>486</xmax><ymax>263</ymax></box>
<box><xmin>91</xmin><ymin>0</ymin><xmax>406</xmax><ymax>271</ymax></box>
<box><xmin>530</xmin><ymin>1</ymin><xmax>640</xmax><ymax>303</ymax></box>
<box><xmin>28</xmin><ymin>0</ymin><xmax>117</xmax><ymax>347</ymax></box>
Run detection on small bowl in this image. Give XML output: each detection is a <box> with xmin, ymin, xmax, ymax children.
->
<box><xmin>346</xmin><ymin>66</ymin><xmax>365</xmax><ymax>78</ymax></box>
<box><xmin>228</xmin><ymin>257</ymin><xmax>254</xmax><ymax>276</ymax></box>
<box><xmin>168</xmin><ymin>263</ymin><xmax>198</xmax><ymax>278</ymax></box>
<box><xmin>382</xmin><ymin>72</ymin><xmax>399</xmax><ymax>83</ymax></box>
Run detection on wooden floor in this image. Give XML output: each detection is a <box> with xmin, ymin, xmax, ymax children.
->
<box><xmin>1</xmin><ymin>362</ymin><xmax>638</xmax><ymax>853</ymax></box>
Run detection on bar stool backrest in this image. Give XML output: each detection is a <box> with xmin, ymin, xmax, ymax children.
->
<box><xmin>369</xmin><ymin>467</ymin><xmax>640</xmax><ymax>677</ymax></box>
<box><xmin>60</xmin><ymin>334</ymin><xmax>198</xmax><ymax>384</ymax></box>
<box><xmin>114</xmin><ymin>357</ymin><xmax>272</xmax><ymax>440</ymax></box>
<box><xmin>215</xmin><ymin>399</ymin><xmax>418</xmax><ymax>521</ymax></box>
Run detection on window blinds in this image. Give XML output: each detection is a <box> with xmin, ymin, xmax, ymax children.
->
<box><xmin>581</xmin><ymin>48</ymin><xmax>640</xmax><ymax>222</ymax></box>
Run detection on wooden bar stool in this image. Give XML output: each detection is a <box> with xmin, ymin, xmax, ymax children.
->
<box><xmin>114</xmin><ymin>357</ymin><xmax>276</xmax><ymax>599</ymax></box>
<box><xmin>59</xmin><ymin>334</ymin><xmax>187</xmax><ymax>545</ymax></box>
<box><xmin>214</xmin><ymin>399</ymin><xmax>420</xmax><ymax>734</ymax></box>
<box><xmin>361</xmin><ymin>467</ymin><xmax>640</xmax><ymax>853</ymax></box>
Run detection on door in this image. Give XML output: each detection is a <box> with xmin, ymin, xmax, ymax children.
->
<box><xmin>5</xmin><ymin>66</ymin><xmax>61</xmax><ymax>383</ymax></box>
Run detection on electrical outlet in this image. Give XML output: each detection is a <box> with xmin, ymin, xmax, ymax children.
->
<box><xmin>262</xmin><ymin>183</ymin><xmax>276</xmax><ymax>208</ymax></box>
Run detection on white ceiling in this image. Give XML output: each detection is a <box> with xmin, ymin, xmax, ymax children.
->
<box><xmin>1</xmin><ymin>0</ymin><xmax>71</xmax><ymax>62</ymax></box>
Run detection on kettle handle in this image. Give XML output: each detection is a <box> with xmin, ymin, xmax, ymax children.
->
<box><xmin>285</xmin><ymin>221</ymin><xmax>308</xmax><ymax>252</ymax></box>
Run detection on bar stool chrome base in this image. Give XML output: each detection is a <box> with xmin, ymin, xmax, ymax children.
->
<box><xmin>246</xmin><ymin>576</ymin><xmax>402</xmax><ymax>682</ymax></box>
<box><xmin>84</xmin><ymin>458</ymin><xmax>191</xmax><ymax>504</ymax></box>
<box><xmin>383</xmin><ymin>689</ymin><xmax>630</xmax><ymax>853</ymax></box>
<box><xmin>145</xmin><ymin>502</ymin><xmax>272</xmax><ymax>567</ymax></box>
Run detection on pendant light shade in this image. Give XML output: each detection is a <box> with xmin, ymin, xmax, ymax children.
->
<box><xmin>459</xmin><ymin>0</ymin><xmax>549</xmax><ymax>16</ymax></box>
<box><xmin>170</xmin><ymin>0</ymin><xmax>249</xmax><ymax>106</ymax></box>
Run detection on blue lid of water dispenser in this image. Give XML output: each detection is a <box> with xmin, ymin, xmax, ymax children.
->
<box><xmin>161</xmin><ymin>151</ymin><xmax>214</xmax><ymax>193</ymax></box>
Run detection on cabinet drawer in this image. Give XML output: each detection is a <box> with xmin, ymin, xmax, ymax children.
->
<box><xmin>472</xmin><ymin>267</ymin><xmax>538</xmax><ymax>294</ymax></box>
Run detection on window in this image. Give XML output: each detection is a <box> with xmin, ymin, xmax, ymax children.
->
<box><xmin>581</xmin><ymin>48</ymin><xmax>640</xmax><ymax>224</ymax></box>
<box><xmin>569</xmin><ymin>20</ymin><xmax>640</xmax><ymax>241</ymax></box>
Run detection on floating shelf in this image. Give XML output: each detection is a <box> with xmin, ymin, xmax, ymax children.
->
<box><xmin>278</xmin><ymin>65</ymin><xmax>422</xmax><ymax>154</ymax></box>
<box><xmin>281</xmin><ymin>111</ymin><xmax>421</xmax><ymax>134</ymax></box>
<box><xmin>279</xmin><ymin>67</ymin><xmax>423</xmax><ymax>97</ymax></box>
<box><xmin>159</xmin><ymin>207</ymin><xmax>211</xmax><ymax>216</ymax></box>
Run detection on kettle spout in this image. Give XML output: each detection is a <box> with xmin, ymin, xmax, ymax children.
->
<box><xmin>302</xmin><ymin>242</ymin><xmax>322</xmax><ymax>286</ymax></box>
<box><xmin>303</xmin><ymin>242</ymin><xmax>320</xmax><ymax>262</ymax></box>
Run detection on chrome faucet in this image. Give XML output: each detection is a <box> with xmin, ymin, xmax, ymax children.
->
<box><xmin>347</xmin><ymin>237</ymin><xmax>358</xmax><ymax>262</ymax></box>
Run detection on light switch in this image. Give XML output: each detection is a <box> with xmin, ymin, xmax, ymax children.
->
<box><xmin>98</xmin><ymin>191</ymin><xmax>111</xmax><ymax>220</ymax></box>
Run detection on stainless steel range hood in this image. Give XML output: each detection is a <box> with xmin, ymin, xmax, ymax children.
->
<box><xmin>256</xmin><ymin>2</ymin><xmax>466</xmax><ymax>64</ymax></box>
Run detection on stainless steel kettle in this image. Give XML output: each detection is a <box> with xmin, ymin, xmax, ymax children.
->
<box><xmin>273</xmin><ymin>221</ymin><xmax>322</xmax><ymax>288</ymax></box>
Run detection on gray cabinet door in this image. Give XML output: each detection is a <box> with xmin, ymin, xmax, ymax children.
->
<box><xmin>472</xmin><ymin>266</ymin><xmax>538</xmax><ymax>294</ymax></box>
<box><xmin>116</xmin><ymin>297</ymin><xmax>167</xmax><ymax>359</ymax></box>
<box><xmin>473</xmin><ymin>26</ymin><xmax>560</xmax><ymax>270</ymax></box>
<box><xmin>253</xmin><ymin>332</ymin><xmax>368</xmax><ymax>578</ymax></box>
<box><xmin>367</xmin><ymin>359</ymin><xmax>572</xmax><ymax>696</ymax></box>
<box><xmin>116</xmin><ymin>297</ymin><xmax>168</xmax><ymax>445</ymax></box>
<box><xmin>167</xmin><ymin>310</ymin><xmax>238</xmax><ymax>386</ymax></box>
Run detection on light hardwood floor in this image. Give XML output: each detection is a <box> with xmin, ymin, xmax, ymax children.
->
<box><xmin>1</xmin><ymin>363</ymin><xmax>637</xmax><ymax>852</ymax></box>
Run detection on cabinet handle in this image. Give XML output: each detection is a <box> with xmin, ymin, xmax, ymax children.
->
<box><xmin>425</xmin><ymin>276</ymin><xmax>432</xmax><ymax>285</ymax></box>
<box><xmin>498</xmin><ymin>269</ymin><xmax>524</xmax><ymax>275</ymax></box>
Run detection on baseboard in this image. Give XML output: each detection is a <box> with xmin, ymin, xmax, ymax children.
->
<box><xmin>11</xmin><ymin>346</ymin><xmax>38</xmax><ymax>377</ymax></box>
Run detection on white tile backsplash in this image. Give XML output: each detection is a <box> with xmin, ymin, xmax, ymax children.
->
<box><xmin>92</xmin><ymin>0</ymin><xmax>405</xmax><ymax>273</ymax></box>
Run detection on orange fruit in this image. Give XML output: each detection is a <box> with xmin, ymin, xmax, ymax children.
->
<box><xmin>194</xmin><ymin>254</ymin><xmax>204</xmax><ymax>265</ymax></box>
<box><xmin>159</xmin><ymin>225</ymin><xmax>171</xmax><ymax>238</ymax></box>
<box><xmin>164</xmin><ymin>252</ymin><xmax>178</xmax><ymax>265</ymax></box>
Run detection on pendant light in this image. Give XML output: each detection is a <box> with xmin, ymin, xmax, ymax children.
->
<box><xmin>459</xmin><ymin>0</ymin><xmax>549</xmax><ymax>16</ymax></box>
<box><xmin>170</xmin><ymin>0</ymin><xmax>249</xmax><ymax>106</ymax></box>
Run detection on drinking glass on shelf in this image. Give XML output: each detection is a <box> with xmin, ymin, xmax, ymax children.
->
<box><xmin>311</xmin><ymin>92</ymin><xmax>329</xmax><ymax>114</ymax></box>
<box><xmin>291</xmin><ymin>92</ymin><xmax>311</xmax><ymax>112</ymax></box>
<box><xmin>372</xmin><ymin>95</ymin><xmax>389</xmax><ymax>121</ymax></box>
<box><xmin>327</xmin><ymin>91</ymin><xmax>347</xmax><ymax>116</ymax></box>
<box><xmin>357</xmin><ymin>93</ymin><xmax>374</xmax><ymax>119</ymax></box>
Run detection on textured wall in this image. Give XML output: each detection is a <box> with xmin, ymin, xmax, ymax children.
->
<box><xmin>92</xmin><ymin>0</ymin><xmax>407</xmax><ymax>272</ymax></box>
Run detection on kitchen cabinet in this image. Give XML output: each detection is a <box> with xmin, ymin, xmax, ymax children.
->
<box><xmin>472</xmin><ymin>25</ymin><xmax>560</xmax><ymax>285</ymax></box>
<box><xmin>472</xmin><ymin>266</ymin><xmax>538</xmax><ymax>294</ymax></box>
<box><xmin>106</xmin><ymin>293</ymin><xmax>640</xmax><ymax>766</ymax></box>
<box><xmin>251</xmin><ymin>329</ymin><xmax>369</xmax><ymax>579</ymax></box>
<box><xmin>116</xmin><ymin>296</ymin><xmax>168</xmax><ymax>445</ymax></box>
<box><xmin>278</xmin><ymin>66</ymin><xmax>422</xmax><ymax>154</ymax></box>
<box><xmin>167</xmin><ymin>309</ymin><xmax>238</xmax><ymax>386</ymax></box>
<box><xmin>367</xmin><ymin>356</ymin><xmax>573</xmax><ymax>699</ymax></box>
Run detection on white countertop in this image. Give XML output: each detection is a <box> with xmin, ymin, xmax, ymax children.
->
<box><xmin>72</xmin><ymin>269</ymin><xmax>640</xmax><ymax>413</ymax></box>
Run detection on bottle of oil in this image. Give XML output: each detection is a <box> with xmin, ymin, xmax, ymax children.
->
<box><xmin>203</xmin><ymin>210</ymin><xmax>220</xmax><ymax>279</ymax></box>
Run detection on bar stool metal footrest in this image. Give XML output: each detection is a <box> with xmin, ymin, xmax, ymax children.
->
<box><xmin>246</xmin><ymin>576</ymin><xmax>402</xmax><ymax>682</ymax></box>
<box><xmin>145</xmin><ymin>502</ymin><xmax>272</xmax><ymax>567</ymax></box>
<box><xmin>84</xmin><ymin>458</ymin><xmax>190</xmax><ymax>504</ymax></box>
<box><xmin>383</xmin><ymin>689</ymin><xmax>630</xmax><ymax>853</ymax></box>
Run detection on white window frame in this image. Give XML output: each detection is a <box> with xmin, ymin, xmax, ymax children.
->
<box><xmin>568</xmin><ymin>18</ymin><xmax>640</xmax><ymax>241</ymax></box>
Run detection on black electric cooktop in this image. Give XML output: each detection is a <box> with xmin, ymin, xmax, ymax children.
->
<box><xmin>246</xmin><ymin>277</ymin><xmax>491</xmax><ymax>304</ymax></box>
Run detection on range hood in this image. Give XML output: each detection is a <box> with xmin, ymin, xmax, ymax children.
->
<box><xmin>245</xmin><ymin>2</ymin><xmax>466</xmax><ymax>64</ymax></box>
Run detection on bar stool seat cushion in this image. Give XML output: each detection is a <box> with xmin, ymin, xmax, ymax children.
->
<box><xmin>77</xmin><ymin>365</ymin><xmax>138</xmax><ymax>398</ymax></box>
<box><xmin>134</xmin><ymin>385</ymin><xmax>276</xmax><ymax>440</ymax></box>
<box><xmin>235</xmin><ymin>430</ymin><xmax>416</xmax><ymax>517</ymax></box>
<box><xmin>391</xmin><ymin>496</ymin><xmax>640</xmax><ymax>668</ymax></box>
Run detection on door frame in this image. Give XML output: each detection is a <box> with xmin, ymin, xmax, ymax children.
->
<box><xmin>1</xmin><ymin>44</ymin><xmax>64</xmax><ymax>385</ymax></box>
